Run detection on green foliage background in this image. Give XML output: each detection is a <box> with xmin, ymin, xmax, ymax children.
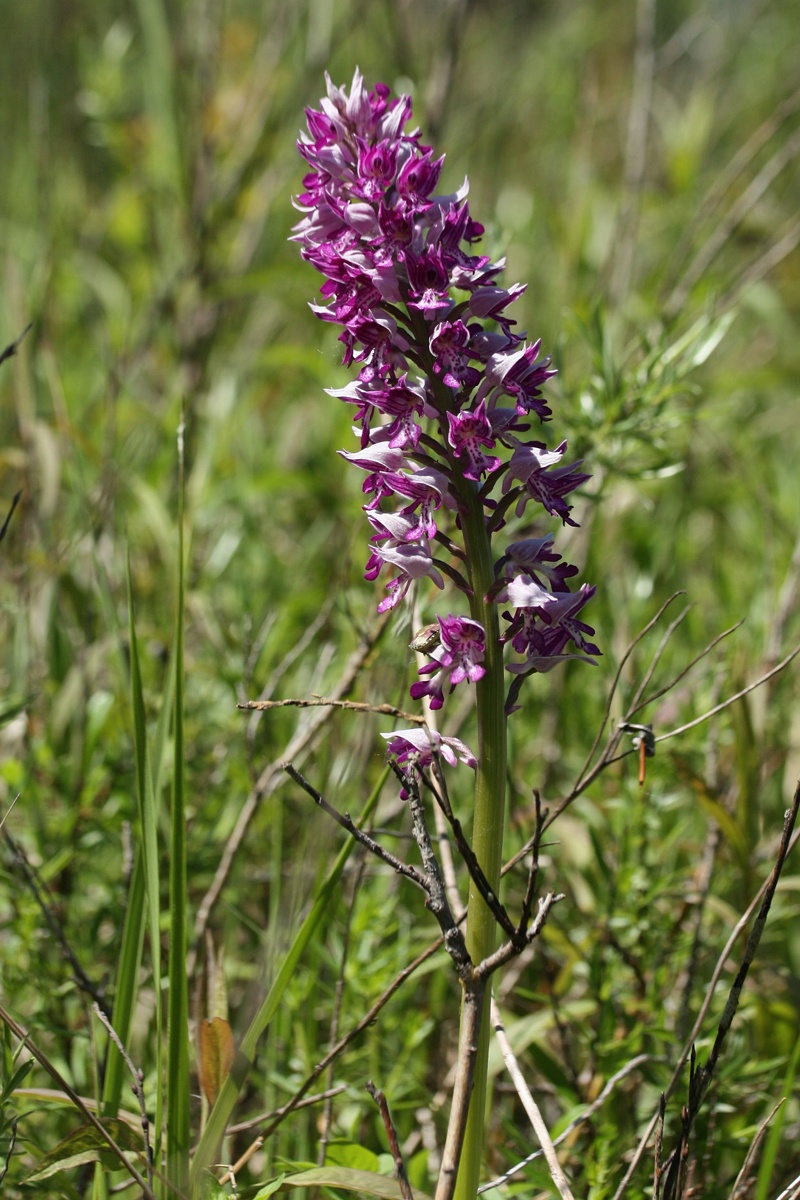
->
<box><xmin>1</xmin><ymin>0</ymin><xmax>800</xmax><ymax>1196</ymax></box>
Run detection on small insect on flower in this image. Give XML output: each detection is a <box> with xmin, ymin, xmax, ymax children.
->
<box><xmin>409</xmin><ymin>623</ymin><xmax>441</xmax><ymax>655</ymax></box>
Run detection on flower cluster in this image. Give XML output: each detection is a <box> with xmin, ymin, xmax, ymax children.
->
<box><xmin>293</xmin><ymin>69</ymin><xmax>599</xmax><ymax>721</ymax></box>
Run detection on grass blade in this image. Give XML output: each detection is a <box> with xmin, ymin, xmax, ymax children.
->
<box><xmin>166</xmin><ymin>415</ymin><xmax>191</xmax><ymax>1196</ymax></box>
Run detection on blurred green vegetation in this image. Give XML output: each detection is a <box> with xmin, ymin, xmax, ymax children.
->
<box><xmin>1</xmin><ymin>0</ymin><xmax>800</xmax><ymax>1196</ymax></box>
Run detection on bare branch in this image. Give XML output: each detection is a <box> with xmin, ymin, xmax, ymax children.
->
<box><xmin>629</xmin><ymin>619</ymin><xmax>744</xmax><ymax>719</ymax></box>
<box><xmin>773</xmin><ymin>1167</ymin><xmax>800</xmax><ymax>1200</ymax></box>
<box><xmin>0</xmin><ymin>794</ymin><xmax>19</xmax><ymax>835</ymax></box>
<box><xmin>419</xmin><ymin>765</ymin><xmax>517</xmax><ymax>942</ymax></box>
<box><xmin>476</xmin><ymin>892</ymin><xmax>564</xmax><ymax>981</ymax></box>
<box><xmin>490</xmin><ymin>997</ymin><xmax>576</xmax><ymax>1200</ymax></box>
<box><xmin>400</xmin><ymin>768</ymin><xmax>472</xmax><ymax>977</ymax></box>
<box><xmin>729</xmin><ymin>1098</ymin><xmax>785</xmax><ymax>1200</ymax></box>
<box><xmin>545</xmin><ymin>630</ymin><xmax>800</xmax><ymax>837</ymax></box>
<box><xmin>435</xmin><ymin>979</ymin><xmax>486</xmax><ymax>1200</ymax></box>
<box><xmin>241</xmin><ymin>695</ymin><xmax>427</xmax><ymax>724</ymax></box>
<box><xmin>478</xmin><ymin>1054</ymin><xmax>660</xmax><ymax>1193</ymax></box>
<box><xmin>626</xmin><ymin>603</ymin><xmax>692</xmax><ymax>715</ymax></box>
<box><xmin>367</xmin><ymin>1081</ymin><xmax>414</xmax><ymax>1200</ymax></box>
<box><xmin>92</xmin><ymin>1003</ymin><xmax>154</xmax><ymax>1186</ymax></box>
<box><xmin>283</xmin><ymin>762</ymin><xmax>429</xmax><ymax>892</ymax></box>
<box><xmin>220</xmin><ymin>938</ymin><xmax>446</xmax><ymax>1182</ymax></box>
<box><xmin>516</xmin><ymin>791</ymin><xmax>546</xmax><ymax>939</ymax></box>
<box><xmin>656</xmin><ymin>643</ymin><xmax>800</xmax><ymax>744</ymax></box>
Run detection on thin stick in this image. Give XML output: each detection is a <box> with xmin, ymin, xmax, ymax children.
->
<box><xmin>0</xmin><ymin>323</ymin><xmax>32</xmax><ymax>367</ymax></box>
<box><xmin>628</xmin><ymin>619</ymin><xmax>743</xmax><ymax>718</ymax></box>
<box><xmin>0</xmin><ymin>492</ymin><xmax>22</xmax><ymax>546</ymax></box>
<box><xmin>420</xmin><ymin>767</ymin><xmax>517</xmax><ymax>942</ymax></box>
<box><xmin>478</xmin><ymin>1054</ymin><xmax>659</xmax><ymax>1192</ymax></box>
<box><xmin>700</xmin><ymin>788</ymin><xmax>799</xmax><ymax>1086</ymax></box>
<box><xmin>653</xmin><ymin>1094</ymin><xmax>665</xmax><ymax>1200</ymax></box>
<box><xmin>490</xmin><ymin>998</ymin><xmax>576</xmax><ymax>1200</ymax></box>
<box><xmin>284</xmin><ymin>762</ymin><xmax>429</xmax><ymax>893</ymax></box>
<box><xmin>226</xmin><ymin>1086</ymin><xmax>346</xmax><ymax>1136</ymax></box>
<box><xmin>656</xmin><ymin>644</ymin><xmax>800</xmax><ymax>744</ymax></box>
<box><xmin>414</xmin><ymin>606</ymin><xmax>462</xmax><ymax>917</ymax></box>
<box><xmin>544</xmin><ymin>634</ymin><xmax>800</xmax><ymax>838</ymax></box>
<box><xmin>193</xmin><ymin>612</ymin><xmax>391</xmax><ymax>942</ymax></box>
<box><xmin>729</xmin><ymin>1098</ymin><xmax>784</xmax><ymax>1200</ymax></box>
<box><xmin>92</xmin><ymin>1003</ymin><xmax>154</xmax><ymax>1185</ymax></box>
<box><xmin>516</xmin><ymin>792</ymin><xmax>546</xmax><ymax>939</ymax></box>
<box><xmin>435</xmin><ymin>978</ymin><xmax>486</xmax><ymax>1200</ymax></box>
<box><xmin>399</xmin><ymin>767</ymin><xmax>472</xmax><ymax>977</ymax></box>
<box><xmin>477</xmin><ymin>892</ymin><xmax>563</xmax><ymax>981</ymax></box>
<box><xmin>367</xmin><ymin>1081</ymin><xmax>414</xmax><ymax>1200</ymax></box>
<box><xmin>626</xmin><ymin>605</ymin><xmax>692</xmax><ymax>715</ymax></box>
<box><xmin>0</xmin><ymin>794</ymin><xmax>19</xmax><ymax>834</ymax></box>
<box><xmin>773</xmin><ymin>1167</ymin><xmax>800</xmax><ymax>1200</ymax></box>
<box><xmin>241</xmin><ymin>695</ymin><xmax>427</xmax><ymax>724</ymax></box>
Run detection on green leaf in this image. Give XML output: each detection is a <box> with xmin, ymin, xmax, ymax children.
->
<box><xmin>279</xmin><ymin>1167</ymin><xmax>433</xmax><ymax>1200</ymax></box>
<box><xmin>27</xmin><ymin>1120</ymin><xmax>142</xmax><ymax>1183</ymax></box>
<box><xmin>197</xmin><ymin>1169</ymin><xmax>233</xmax><ymax>1199</ymax></box>
<box><xmin>252</xmin><ymin>1173</ymin><xmax>286</xmax><ymax>1199</ymax></box>
<box><xmin>325</xmin><ymin>1142</ymin><xmax>381</xmax><ymax>1173</ymax></box>
<box><xmin>1</xmin><ymin>1055</ymin><xmax>34</xmax><ymax>1102</ymax></box>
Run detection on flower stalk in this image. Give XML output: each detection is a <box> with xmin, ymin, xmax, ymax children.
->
<box><xmin>292</xmin><ymin>68</ymin><xmax>599</xmax><ymax>1198</ymax></box>
<box><xmin>451</xmin><ymin>480</ymin><xmax>507</xmax><ymax>1200</ymax></box>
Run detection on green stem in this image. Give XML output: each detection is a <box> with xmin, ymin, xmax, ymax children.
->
<box><xmin>453</xmin><ymin>479</ymin><xmax>507</xmax><ymax>1200</ymax></box>
<box><xmin>404</xmin><ymin>309</ymin><xmax>508</xmax><ymax>1197</ymax></box>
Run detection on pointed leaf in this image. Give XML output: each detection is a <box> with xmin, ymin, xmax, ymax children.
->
<box><xmin>199</xmin><ymin>1017</ymin><xmax>235</xmax><ymax>1107</ymax></box>
<box><xmin>279</xmin><ymin>1167</ymin><xmax>433</xmax><ymax>1200</ymax></box>
<box><xmin>252</xmin><ymin>1173</ymin><xmax>286</xmax><ymax>1199</ymax></box>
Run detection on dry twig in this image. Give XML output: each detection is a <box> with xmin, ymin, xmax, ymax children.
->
<box><xmin>490</xmin><ymin>997</ymin><xmax>576</xmax><ymax>1200</ymax></box>
<box><xmin>368</xmin><ymin>1081</ymin><xmax>414</xmax><ymax>1200</ymax></box>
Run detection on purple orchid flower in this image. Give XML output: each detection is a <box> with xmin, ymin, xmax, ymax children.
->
<box><xmin>294</xmin><ymin>68</ymin><xmax>599</xmax><ymax>712</ymax></box>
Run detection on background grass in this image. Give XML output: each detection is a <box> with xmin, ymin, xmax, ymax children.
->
<box><xmin>2</xmin><ymin>0</ymin><xmax>800</xmax><ymax>1196</ymax></box>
